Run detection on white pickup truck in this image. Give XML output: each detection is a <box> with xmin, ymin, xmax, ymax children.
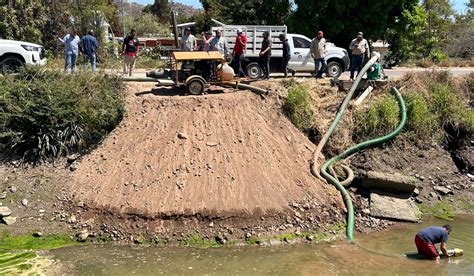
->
<box><xmin>0</xmin><ymin>39</ymin><xmax>47</xmax><ymax>74</ymax></box>
<box><xmin>211</xmin><ymin>25</ymin><xmax>350</xmax><ymax>78</ymax></box>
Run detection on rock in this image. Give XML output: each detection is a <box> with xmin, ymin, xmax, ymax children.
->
<box><xmin>467</xmin><ymin>173</ymin><xmax>474</xmax><ymax>179</ymax></box>
<box><xmin>429</xmin><ymin>192</ymin><xmax>437</xmax><ymax>198</ymax></box>
<box><xmin>2</xmin><ymin>216</ymin><xmax>16</xmax><ymax>225</ymax></box>
<box><xmin>76</xmin><ymin>230</ymin><xmax>89</xmax><ymax>242</ymax></box>
<box><xmin>412</xmin><ymin>188</ymin><xmax>420</xmax><ymax>197</ymax></box>
<box><xmin>362</xmin><ymin>171</ymin><xmax>417</xmax><ymax>193</ymax></box>
<box><xmin>245</xmin><ymin>232</ymin><xmax>252</xmax><ymax>239</ymax></box>
<box><xmin>21</xmin><ymin>199</ymin><xmax>28</xmax><ymax>207</ymax></box>
<box><xmin>206</xmin><ymin>141</ymin><xmax>219</xmax><ymax>147</ymax></box>
<box><xmin>177</xmin><ymin>132</ymin><xmax>188</xmax><ymax>139</ymax></box>
<box><xmin>209</xmin><ymin>221</ymin><xmax>214</xmax><ymax>227</ymax></box>
<box><xmin>67</xmin><ymin>153</ymin><xmax>80</xmax><ymax>163</ymax></box>
<box><xmin>0</xmin><ymin>192</ymin><xmax>6</xmax><ymax>199</ymax></box>
<box><xmin>433</xmin><ymin>186</ymin><xmax>453</xmax><ymax>196</ymax></box>
<box><xmin>32</xmin><ymin>232</ymin><xmax>43</xmax><ymax>237</ymax></box>
<box><xmin>0</xmin><ymin>206</ymin><xmax>12</xmax><ymax>217</ymax></box>
<box><xmin>415</xmin><ymin>197</ymin><xmax>423</xmax><ymax>204</ymax></box>
<box><xmin>362</xmin><ymin>208</ymin><xmax>370</xmax><ymax>215</ymax></box>
<box><xmin>306</xmin><ymin>235</ymin><xmax>315</xmax><ymax>241</ymax></box>
<box><xmin>68</xmin><ymin>215</ymin><xmax>77</xmax><ymax>224</ymax></box>
<box><xmin>77</xmin><ymin>201</ymin><xmax>85</xmax><ymax>208</ymax></box>
<box><xmin>369</xmin><ymin>190</ymin><xmax>421</xmax><ymax>222</ymax></box>
<box><xmin>215</xmin><ymin>235</ymin><xmax>226</xmax><ymax>245</ymax></box>
<box><xmin>9</xmin><ymin>186</ymin><xmax>17</xmax><ymax>193</ymax></box>
<box><xmin>69</xmin><ymin>162</ymin><xmax>78</xmax><ymax>171</ymax></box>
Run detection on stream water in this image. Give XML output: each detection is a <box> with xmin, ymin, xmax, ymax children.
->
<box><xmin>50</xmin><ymin>215</ymin><xmax>473</xmax><ymax>275</ymax></box>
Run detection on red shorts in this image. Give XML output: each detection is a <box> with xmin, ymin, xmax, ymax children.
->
<box><xmin>415</xmin><ymin>235</ymin><xmax>439</xmax><ymax>259</ymax></box>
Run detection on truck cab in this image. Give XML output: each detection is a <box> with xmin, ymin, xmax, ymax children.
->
<box><xmin>0</xmin><ymin>39</ymin><xmax>47</xmax><ymax>74</ymax></box>
<box><xmin>288</xmin><ymin>34</ymin><xmax>350</xmax><ymax>77</ymax></box>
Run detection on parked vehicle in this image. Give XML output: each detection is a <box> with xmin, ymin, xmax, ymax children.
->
<box><xmin>211</xmin><ymin>25</ymin><xmax>350</xmax><ymax>78</ymax></box>
<box><xmin>0</xmin><ymin>39</ymin><xmax>46</xmax><ymax>74</ymax></box>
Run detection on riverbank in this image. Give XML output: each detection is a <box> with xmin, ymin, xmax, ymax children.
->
<box><xmin>0</xmin><ymin>71</ymin><xmax>472</xmax><ymax>250</ymax></box>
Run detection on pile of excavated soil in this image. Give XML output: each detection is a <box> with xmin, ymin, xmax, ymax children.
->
<box><xmin>70</xmin><ymin>83</ymin><xmax>342</xmax><ymax>223</ymax></box>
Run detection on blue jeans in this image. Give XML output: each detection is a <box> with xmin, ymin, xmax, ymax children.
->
<box><xmin>233</xmin><ymin>53</ymin><xmax>245</xmax><ymax>77</ymax></box>
<box><xmin>350</xmin><ymin>55</ymin><xmax>364</xmax><ymax>79</ymax></box>
<box><xmin>65</xmin><ymin>52</ymin><xmax>78</xmax><ymax>73</ymax></box>
<box><xmin>83</xmin><ymin>54</ymin><xmax>96</xmax><ymax>72</ymax></box>
<box><xmin>314</xmin><ymin>58</ymin><xmax>326</xmax><ymax>77</ymax></box>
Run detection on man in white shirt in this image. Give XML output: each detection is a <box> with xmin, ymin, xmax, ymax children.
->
<box><xmin>180</xmin><ymin>28</ymin><xmax>197</xmax><ymax>51</ymax></box>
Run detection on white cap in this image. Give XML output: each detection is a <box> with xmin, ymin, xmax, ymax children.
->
<box><xmin>236</xmin><ymin>28</ymin><xmax>242</xmax><ymax>33</ymax></box>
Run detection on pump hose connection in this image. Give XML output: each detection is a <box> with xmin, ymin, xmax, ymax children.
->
<box><xmin>320</xmin><ymin>87</ymin><xmax>407</xmax><ymax>241</ymax></box>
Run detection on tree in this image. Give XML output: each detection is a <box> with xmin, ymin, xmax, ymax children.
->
<box><xmin>288</xmin><ymin>0</ymin><xmax>418</xmax><ymax>48</ymax></box>
<box><xmin>0</xmin><ymin>0</ymin><xmax>47</xmax><ymax>44</ymax></box>
<box><xmin>199</xmin><ymin>0</ymin><xmax>292</xmax><ymax>25</ymax></box>
<box><xmin>123</xmin><ymin>13</ymin><xmax>170</xmax><ymax>37</ymax></box>
<box><xmin>447</xmin><ymin>1</ymin><xmax>474</xmax><ymax>58</ymax></box>
<box><xmin>143</xmin><ymin>0</ymin><xmax>171</xmax><ymax>23</ymax></box>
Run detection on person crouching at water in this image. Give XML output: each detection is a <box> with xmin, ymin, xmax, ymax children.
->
<box><xmin>414</xmin><ymin>224</ymin><xmax>452</xmax><ymax>262</ymax></box>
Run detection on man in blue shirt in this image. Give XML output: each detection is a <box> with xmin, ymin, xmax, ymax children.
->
<box><xmin>80</xmin><ymin>30</ymin><xmax>99</xmax><ymax>72</ymax></box>
<box><xmin>414</xmin><ymin>225</ymin><xmax>452</xmax><ymax>261</ymax></box>
<box><xmin>59</xmin><ymin>30</ymin><xmax>80</xmax><ymax>73</ymax></box>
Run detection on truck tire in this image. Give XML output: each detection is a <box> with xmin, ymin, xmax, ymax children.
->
<box><xmin>246</xmin><ymin>62</ymin><xmax>262</xmax><ymax>79</ymax></box>
<box><xmin>1</xmin><ymin>56</ymin><xmax>24</xmax><ymax>74</ymax></box>
<box><xmin>186</xmin><ymin>76</ymin><xmax>205</xmax><ymax>95</ymax></box>
<box><xmin>326</xmin><ymin>61</ymin><xmax>343</xmax><ymax>78</ymax></box>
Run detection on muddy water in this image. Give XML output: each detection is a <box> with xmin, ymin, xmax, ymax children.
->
<box><xmin>51</xmin><ymin>215</ymin><xmax>473</xmax><ymax>275</ymax></box>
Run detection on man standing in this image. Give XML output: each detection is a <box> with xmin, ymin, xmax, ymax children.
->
<box><xmin>349</xmin><ymin>31</ymin><xmax>369</xmax><ymax>81</ymax></box>
<box><xmin>259</xmin><ymin>31</ymin><xmax>272</xmax><ymax>79</ymax></box>
<box><xmin>80</xmin><ymin>30</ymin><xmax>99</xmax><ymax>72</ymax></box>
<box><xmin>310</xmin><ymin>31</ymin><xmax>326</xmax><ymax>78</ymax></box>
<box><xmin>414</xmin><ymin>225</ymin><xmax>452</xmax><ymax>262</ymax></box>
<box><xmin>279</xmin><ymin>34</ymin><xmax>291</xmax><ymax>77</ymax></box>
<box><xmin>199</xmin><ymin>31</ymin><xmax>213</xmax><ymax>51</ymax></box>
<box><xmin>210</xmin><ymin>30</ymin><xmax>228</xmax><ymax>58</ymax></box>
<box><xmin>180</xmin><ymin>28</ymin><xmax>197</xmax><ymax>51</ymax></box>
<box><xmin>122</xmin><ymin>29</ymin><xmax>139</xmax><ymax>77</ymax></box>
<box><xmin>59</xmin><ymin>30</ymin><xmax>80</xmax><ymax>73</ymax></box>
<box><xmin>232</xmin><ymin>28</ymin><xmax>247</xmax><ymax>77</ymax></box>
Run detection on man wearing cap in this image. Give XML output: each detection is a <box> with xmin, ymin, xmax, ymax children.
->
<box><xmin>310</xmin><ymin>31</ymin><xmax>326</xmax><ymax>78</ymax></box>
<box><xmin>349</xmin><ymin>31</ymin><xmax>369</xmax><ymax>81</ymax></box>
<box><xmin>232</xmin><ymin>28</ymin><xmax>247</xmax><ymax>77</ymax></box>
<box><xmin>180</xmin><ymin>28</ymin><xmax>197</xmax><ymax>51</ymax></box>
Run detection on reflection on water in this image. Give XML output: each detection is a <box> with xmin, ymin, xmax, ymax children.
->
<box><xmin>51</xmin><ymin>215</ymin><xmax>473</xmax><ymax>275</ymax></box>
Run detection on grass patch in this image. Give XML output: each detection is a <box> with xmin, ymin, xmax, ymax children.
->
<box><xmin>283</xmin><ymin>85</ymin><xmax>314</xmax><ymax>131</ymax></box>
<box><xmin>0</xmin><ymin>234</ymin><xmax>77</xmax><ymax>251</ymax></box>
<box><xmin>418</xmin><ymin>201</ymin><xmax>456</xmax><ymax>221</ymax></box>
<box><xmin>178</xmin><ymin>234</ymin><xmax>221</xmax><ymax>248</ymax></box>
<box><xmin>355</xmin><ymin>95</ymin><xmax>400</xmax><ymax>139</ymax></box>
<box><xmin>0</xmin><ymin>67</ymin><xmax>125</xmax><ymax>162</ymax></box>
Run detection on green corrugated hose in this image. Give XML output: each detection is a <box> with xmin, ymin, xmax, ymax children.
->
<box><xmin>320</xmin><ymin>87</ymin><xmax>407</xmax><ymax>241</ymax></box>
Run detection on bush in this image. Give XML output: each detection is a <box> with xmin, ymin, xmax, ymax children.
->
<box><xmin>355</xmin><ymin>96</ymin><xmax>400</xmax><ymax>139</ymax></box>
<box><xmin>283</xmin><ymin>85</ymin><xmax>314</xmax><ymax>131</ymax></box>
<box><xmin>430</xmin><ymin>83</ymin><xmax>466</xmax><ymax>128</ymax></box>
<box><xmin>0</xmin><ymin>67</ymin><xmax>125</xmax><ymax>161</ymax></box>
<box><xmin>403</xmin><ymin>91</ymin><xmax>440</xmax><ymax>140</ymax></box>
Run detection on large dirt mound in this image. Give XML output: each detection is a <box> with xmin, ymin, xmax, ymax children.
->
<box><xmin>71</xmin><ymin>83</ymin><xmax>340</xmax><ymax>220</ymax></box>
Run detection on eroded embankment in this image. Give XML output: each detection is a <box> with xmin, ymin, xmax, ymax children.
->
<box><xmin>69</xmin><ymin>83</ymin><xmax>344</xmax><ymax>238</ymax></box>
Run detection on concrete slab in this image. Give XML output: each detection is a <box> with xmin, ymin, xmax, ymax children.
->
<box><xmin>369</xmin><ymin>190</ymin><xmax>421</xmax><ymax>222</ymax></box>
<box><xmin>362</xmin><ymin>171</ymin><xmax>417</xmax><ymax>193</ymax></box>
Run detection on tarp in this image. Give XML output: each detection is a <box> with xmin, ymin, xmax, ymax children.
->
<box><xmin>172</xmin><ymin>51</ymin><xmax>223</xmax><ymax>61</ymax></box>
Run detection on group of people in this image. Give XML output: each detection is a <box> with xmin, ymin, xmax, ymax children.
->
<box><xmin>59</xmin><ymin>30</ymin><xmax>99</xmax><ymax>73</ymax></box>
<box><xmin>59</xmin><ymin>28</ymin><xmax>139</xmax><ymax>76</ymax></box>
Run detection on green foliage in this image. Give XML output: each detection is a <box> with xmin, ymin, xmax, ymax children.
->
<box><xmin>403</xmin><ymin>92</ymin><xmax>440</xmax><ymax>139</ymax></box>
<box><xmin>178</xmin><ymin>234</ymin><xmax>221</xmax><ymax>248</ymax></box>
<box><xmin>123</xmin><ymin>13</ymin><xmax>170</xmax><ymax>37</ymax></box>
<box><xmin>430</xmin><ymin>83</ymin><xmax>467</xmax><ymax>128</ymax></box>
<box><xmin>0</xmin><ymin>252</ymin><xmax>36</xmax><ymax>273</ymax></box>
<box><xmin>0</xmin><ymin>234</ymin><xmax>76</xmax><ymax>251</ymax></box>
<box><xmin>289</xmin><ymin>0</ymin><xmax>417</xmax><ymax>50</ymax></box>
<box><xmin>418</xmin><ymin>200</ymin><xmax>455</xmax><ymax>220</ymax></box>
<box><xmin>0</xmin><ymin>1</ymin><xmax>47</xmax><ymax>44</ymax></box>
<box><xmin>143</xmin><ymin>0</ymin><xmax>171</xmax><ymax>23</ymax></box>
<box><xmin>200</xmin><ymin>0</ymin><xmax>292</xmax><ymax>25</ymax></box>
<box><xmin>355</xmin><ymin>96</ymin><xmax>400</xmax><ymax>138</ymax></box>
<box><xmin>283</xmin><ymin>85</ymin><xmax>314</xmax><ymax>131</ymax></box>
<box><xmin>0</xmin><ymin>67</ymin><xmax>125</xmax><ymax>161</ymax></box>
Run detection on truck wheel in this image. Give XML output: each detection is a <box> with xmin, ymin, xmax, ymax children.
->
<box><xmin>326</xmin><ymin>61</ymin><xmax>343</xmax><ymax>78</ymax></box>
<box><xmin>246</xmin><ymin>62</ymin><xmax>262</xmax><ymax>79</ymax></box>
<box><xmin>1</xmin><ymin>56</ymin><xmax>24</xmax><ymax>74</ymax></box>
<box><xmin>186</xmin><ymin>77</ymin><xmax>205</xmax><ymax>95</ymax></box>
